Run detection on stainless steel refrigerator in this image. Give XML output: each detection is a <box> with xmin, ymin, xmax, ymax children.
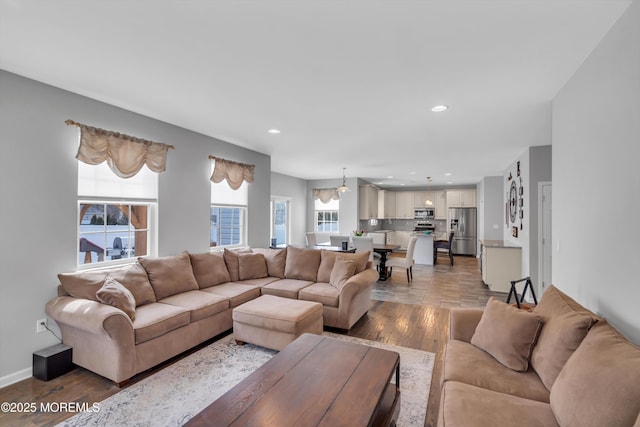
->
<box><xmin>448</xmin><ymin>207</ymin><xmax>477</xmax><ymax>256</ymax></box>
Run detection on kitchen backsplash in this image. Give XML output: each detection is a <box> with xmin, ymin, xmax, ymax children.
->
<box><xmin>358</xmin><ymin>218</ymin><xmax>447</xmax><ymax>233</ymax></box>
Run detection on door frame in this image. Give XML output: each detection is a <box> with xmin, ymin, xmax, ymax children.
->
<box><xmin>537</xmin><ymin>181</ymin><xmax>552</xmax><ymax>299</ymax></box>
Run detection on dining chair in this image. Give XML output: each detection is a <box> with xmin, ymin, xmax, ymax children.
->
<box><xmin>329</xmin><ymin>235</ymin><xmax>350</xmax><ymax>247</ymax></box>
<box><xmin>434</xmin><ymin>231</ymin><xmax>455</xmax><ymax>266</ymax></box>
<box><xmin>305</xmin><ymin>232</ymin><xmax>318</xmax><ymax>248</ymax></box>
<box><xmin>386</xmin><ymin>236</ymin><xmax>418</xmax><ymax>283</ymax></box>
<box><xmin>351</xmin><ymin>236</ymin><xmax>380</xmax><ymax>269</ymax></box>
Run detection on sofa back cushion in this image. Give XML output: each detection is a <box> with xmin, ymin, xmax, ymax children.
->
<box><xmin>223</xmin><ymin>247</ymin><xmax>253</xmax><ymax>281</ymax></box>
<box><xmin>251</xmin><ymin>248</ymin><xmax>287</xmax><ymax>278</ymax></box>
<box><xmin>550</xmin><ymin>320</ymin><xmax>640</xmax><ymax>426</ymax></box>
<box><xmin>470</xmin><ymin>297</ymin><xmax>544</xmax><ymax>372</ymax></box>
<box><xmin>138</xmin><ymin>252</ymin><xmax>199</xmax><ymax>300</ymax></box>
<box><xmin>317</xmin><ymin>250</ymin><xmax>369</xmax><ymax>283</ymax></box>
<box><xmin>96</xmin><ymin>277</ymin><xmax>137</xmax><ymax>321</ymax></box>
<box><xmin>531</xmin><ymin>285</ymin><xmax>598</xmax><ymax>390</ymax></box>
<box><xmin>238</xmin><ymin>253</ymin><xmax>269</xmax><ymax>280</ymax></box>
<box><xmin>284</xmin><ymin>246</ymin><xmax>321</xmax><ymax>282</ymax></box>
<box><xmin>188</xmin><ymin>252</ymin><xmax>231</xmax><ymax>288</ymax></box>
<box><xmin>58</xmin><ymin>263</ymin><xmax>156</xmax><ymax>306</ymax></box>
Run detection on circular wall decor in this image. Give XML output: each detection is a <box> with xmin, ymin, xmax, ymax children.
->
<box><xmin>509</xmin><ymin>180</ymin><xmax>518</xmax><ymax>223</ymax></box>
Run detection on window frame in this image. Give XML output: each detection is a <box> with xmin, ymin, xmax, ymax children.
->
<box><xmin>210</xmin><ymin>203</ymin><xmax>247</xmax><ymax>249</ymax></box>
<box><xmin>314</xmin><ymin>198</ymin><xmax>340</xmax><ymax>233</ymax></box>
<box><xmin>270</xmin><ymin>197</ymin><xmax>291</xmax><ymax>246</ymax></box>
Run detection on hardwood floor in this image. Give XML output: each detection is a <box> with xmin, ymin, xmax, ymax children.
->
<box><xmin>0</xmin><ymin>256</ymin><xmax>504</xmax><ymax>427</ymax></box>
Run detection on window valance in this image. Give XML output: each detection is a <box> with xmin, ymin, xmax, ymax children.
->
<box><xmin>313</xmin><ymin>188</ymin><xmax>340</xmax><ymax>203</ymax></box>
<box><xmin>66</xmin><ymin>119</ymin><xmax>174</xmax><ymax>179</ymax></box>
<box><xmin>209</xmin><ymin>155</ymin><xmax>255</xmax><ymax>190</ymax></box>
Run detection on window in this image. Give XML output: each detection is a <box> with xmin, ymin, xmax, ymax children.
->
<box><xmin>78</xmin><ymin>161</ymin><xmax>157</xmax><ymax>267</ymax></box>
<box><xmin>315</xmin><ymin>198</ymin><xmax>339</xmax><ymax>233</ymax></box>
<box><xmin>211</xmin><ymin>180</ymin><xmax>247</xmax><ymax>248</ymax></box>
<box><xmin>270</xmin><ymin>197</ymin><xmax>290</xmax><ymax>245</ymax></box>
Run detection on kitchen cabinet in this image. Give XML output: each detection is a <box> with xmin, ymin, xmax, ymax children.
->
<box><xmin>446</xmin><ymin>189</ymin><xmax>476</xmax><ymax>208</ymax></box>
<box><xmin>359</xmin><ymin>185</ymin><xmax>379</xmax><ymax>219</ymax></box>
<box><xmin>396</xmin><ymin>231</ymin><xmax>412</xmax><ymax>250</ymax></box>
<box><xmin>480</xmin><ymin>240</ymin><xmax>522</xmax><ymax>292</ymax></box>
<box><xmin>434</xmin><ymin>190</ymin><xmax>447</xmax><ymax>219</ymax></box>
<box><xmin>395</xmin><ymin>192</ymin><xmax>414</xmax><ymax>219</ymax></box>
<box><xmin>377</xmin><ymin>190</ymin><xmax>396</xmax><ymax>219</ymax></box>
<box><xmin>414</xmin><ymin>191</ymin><xmax>428</xmax><ymax>207</ymax></box>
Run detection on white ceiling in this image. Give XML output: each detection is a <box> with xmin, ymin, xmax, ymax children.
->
<box><xmin>0</xmin><ymin>0</ymin><xmax>630</xmax><ymax>187</ymax></box>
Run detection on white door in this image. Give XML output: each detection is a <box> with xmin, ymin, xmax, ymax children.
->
<box><xmin>538</xmin><ymin>183</ymin><xmax>552</xmax><ymax>298</ymax></box>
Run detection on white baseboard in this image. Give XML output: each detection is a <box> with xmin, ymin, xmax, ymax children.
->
<box><xmin>0</xmin><ymin>367</ymin><xmax>31</xmax><ymax>389</ymax></box>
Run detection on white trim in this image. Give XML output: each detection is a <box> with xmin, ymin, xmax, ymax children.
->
<box><xmin>537</xmin><ymin>181</ymin><xmax>552</xmax><ymax>301</ymax></box>
<box><xmin>0</xmin><ymin>367</ymin><xmax>32</xmax><ymax>388</ymax></box>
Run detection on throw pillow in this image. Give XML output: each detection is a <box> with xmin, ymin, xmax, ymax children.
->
<box><xmin>58</xmin><ymin>270</ymin><xmax>107</xmax><ymax>301</ymax></box>
<box><xmin>284</xmin><ymin>246</ymin><xmax>321</xmax><ymax>282</ymax></box>
<box><xmin>138</xmin><ymin>252</ymin><xmax>199</xmax><ymax>300</ymax></box>
<box><xmin>223</xmin><ymin>247</ymin><xmax>253</xmax><ymax>282</ymax></box>
<box><xmin>329</xmin><ymin>257</ymin><xmax>357</xmax><ymax>290</ymax></box>
<box><xmin>251</xmin><ymin>247</ymin><xmax>287</xmax><ymax>278</ymax></box>
<box><xmin>470</xmin><ymin>297</ymin><xmax>544</xmax><ymax>372</ymax></box>
<box><xmin>530</xmin><ymin>285</ymin><xmax>598</xmax><ymax>389</ymax></box>
<box><xmin>550</xmin><ymin>321</ymin><xmax>640</xmax><ymax>427</ymax></box>
<box><xmin>317</xmin><ymin>250</ymin><xmax>369</xmax><ymax>283</ymax></box>
<box><xmin>107</xmin><ymin>263</ymin><xmax>157</xmax><ymax>306</ymax></box>
<box><xmin>238</xmin><ymin>253</ymin><xmax>269</xmax><ymax>280</ymax></box>
<box><xmin>96</xmin><ymin>277</ymin><xmax>136</xmax><ymax>321</ymax></box>
<box><xmin>188</xmin><ymin>251</ymin><xmax>231</xmax><ymax>288</ymax></box>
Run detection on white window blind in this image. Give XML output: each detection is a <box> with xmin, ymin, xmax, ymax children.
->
<box><xmin>78</xmin><ymin>161</ymin><xmax>158</xmax><ymax>199</ymax></box>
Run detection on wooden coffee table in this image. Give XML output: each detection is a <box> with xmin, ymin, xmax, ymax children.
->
<box><xmin>186</xmin><ymin>333</ymin><xmax>401</xmax><ymax>427</ymax></box>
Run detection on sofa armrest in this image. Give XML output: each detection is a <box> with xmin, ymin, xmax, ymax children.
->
<box><xmin>45</xmin><ymin>296</ymin><xmax>133</xmax><ymax>337</ymax></box>
<box><xmin>449</xmin><ymin>308</ymin><xmax>484</xmax><ymax>342</ymax></box>
<box><xmin>339</xmin><ymin>269</ymin><xmax>378</xmax><ymax>305</ymax></box>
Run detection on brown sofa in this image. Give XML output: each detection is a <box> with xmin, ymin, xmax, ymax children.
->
<box><xmin>45</xmin><ymin>246</ymin><xmax>378</xmax><ymax>383</ymax></box>
<box><xmin>438</xmin><ymin>285</ymin><xmax>640</xmax><ymax>427</ymax></box>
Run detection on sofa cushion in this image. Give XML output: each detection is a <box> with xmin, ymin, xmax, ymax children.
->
<box><xmin>251</xmin><ymin>248</ymin><xmax>287</xmax><ymax>278</ymax></box>
<box><xmin>58</xmin><ymin>263</ymin><xmax>156</xmax><ymax>306</ymax></box>
<box><xmin>550</xmin><ymin>321</ymin><xmax>640</xmax><ymax>427</ymax></box>
<box><xmin>299</xmin><ymin>282</ymin><xmax>340</xmax><ymax>308</ymax></box>
<box><xmin>138</xmin><ymin>252</ymin><xmax>199</xmax><ymax>300</ymax></box>
<box><xmin>133</xmin><ymin>303</ymin><xmax>190</xmax><ymax>345</ymax></box>
<box><xmin>238</xmin><ymin>253</ymin><xmax>269</xmax><ymax>280</ymax></box>
<box><xmin>317</xmin><ymin>250</ymin><xmax>369</xmax><ymax>283</ymax></box>
<box><xmin>96</xmin><ymin>278</ymin><xmax>137</xmax><ymax>321</ymax></box>
<box><xmin>439</xmin><ymin>381</ymin><xmax>559</xmax><ymax>427</ymax></box>
<box><xmin>284</xmin><ymin>246</ymin><xmax>321</xmax><ymax>282</ymax></box>
<box><xmin>159</xmin><ymin>290</ymin><xmax>229</xmax><ymax>322</ymax></box>
<box><xmin>201</xmin><ymin>283</ymin><xmax>261</xmax><ymax>308</ymax></box>
<box><xmin>329</xmin><ymin>257</ymin><xmax>357</xmax><ymax>290</ymax></box>
<box><xmin>443</xmin><ymin>339</ymin><xmax>550</xmax><ymax>403</ymax></box>
<box><xmin>223</xmin><ymin>247</ymin><xmax>253</xmax><ymax>282</ymax></box>
<box><xmin>531</xmin><ymin>285</ymin><xmax>598</xmax><ymax>390</ymax></box>
<box><xmin>236</xmin><ymin>277</ymin><xmax>281</xmax><ymax>287</ymax></box>
<box><xmin>471</xmin><ymin>297</ymin><xmax>543</xmax><ymax>372</ymax></box>
<box><xmin>188</xmin><ymin>251</ymin><xmax>231</xmax><ymax>288</ymax></box>
<box><xmin>262</xmin><ymin>278</ymin><xmax>314</xmax><ymax>299</ymax></box>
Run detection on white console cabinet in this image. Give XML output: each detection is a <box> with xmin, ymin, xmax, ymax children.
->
<box><xmin>480</xmin><ymin>240</ymin><xmax>522</xmax><ymax>293</ymax></box>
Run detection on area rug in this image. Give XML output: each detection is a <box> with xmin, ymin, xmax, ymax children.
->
<box><xmin>57</xmin><ymin>333</ymin><xmax>434</xmax><ymax>427</ymax></box>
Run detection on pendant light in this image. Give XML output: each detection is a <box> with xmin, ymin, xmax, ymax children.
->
<box><xmin>425</xmin><ymin>176</ymin><xmax>433</xmax><ymax>206</ymax></box>
<box><xmin>337</xmin><ymin>167</ymin><xmax>350</xmax><ymax>193</ymax></box>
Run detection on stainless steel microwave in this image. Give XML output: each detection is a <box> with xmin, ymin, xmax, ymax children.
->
<box><xmin>414</xmin><ymin>208</ymin><xmax>435</xmax><ymax>219</ymax></box>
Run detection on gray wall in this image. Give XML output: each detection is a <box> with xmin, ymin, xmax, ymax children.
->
<box><xmin>271</xmin><ymin>172</ymin><xmax>308</xmax><ymax>247</ymax></box>
<box><xmin>0</xmin><ymin>70</ymin><xmax>271</xmax><ymax>384</ymax></box>
<box><xmin>479</xmin><ymin>176</ymin><xmax>504</xmax><ymax>242</ymax></box>
<box><xmin>552</xmin><ymin>2</ymin><xmax>640</xmax><ymax>343</ymax></box>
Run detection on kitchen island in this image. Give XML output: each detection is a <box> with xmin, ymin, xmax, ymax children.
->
<box><xmin>413</xmin><ymin>233</ymin><xmax>434</xmax><ymax>266</ymax></box>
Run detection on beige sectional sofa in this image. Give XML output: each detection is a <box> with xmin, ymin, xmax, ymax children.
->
<box><xmin>438</xmin><ymin>285</ymin><xmax>640</xmax><ymax>427</ymax></box>
<box><xmin>45</xmin><ymin>246</ymin><xmax>378</xmax><ymax>384</ymax></box>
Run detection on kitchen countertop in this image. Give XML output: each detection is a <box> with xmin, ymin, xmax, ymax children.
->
<box><xmin>480</xmin><ymin>240</ymin><xmax>522</xmax><ymax>248</ymax></box>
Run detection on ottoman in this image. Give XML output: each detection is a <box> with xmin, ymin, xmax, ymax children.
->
<box><xmin>233</xmin><ymin>295</ymin><xmax>323</xmax><ymax>350</ymax></box>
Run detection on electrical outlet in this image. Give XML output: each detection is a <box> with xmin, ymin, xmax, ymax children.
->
<box><xmin>36</xmin><ymin>318</ymin><xmax>47</xmax><ymax>333</ymax></box>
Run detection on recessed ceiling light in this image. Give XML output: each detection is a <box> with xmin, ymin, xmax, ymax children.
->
<box><xmin>387</xmin><ymin>176</ymin><xmax>394</xmax><ymax>179</ymax></box>
<box><xmin>447</xmin><ymin>181</ymin><xmax>453</xmax><ymax>184</ymax></box>
<box><xmin>408</xmin><ymin>171</ymin><xmax>416</xmax><ymax>175</ymax></box>
<box><xmin>267</xmin><ymin>129</ymin><xmax>281</xmax><ymax>134</ymax></box>
<box><xmin>431</xmin><ymin>105</ymin><xmax>448</xmax><ymax>112</ymax></box>
<box><xmin>444</xmin><ymin>173</ymin><xmax>452</xmax><ymax>176</ymax></box>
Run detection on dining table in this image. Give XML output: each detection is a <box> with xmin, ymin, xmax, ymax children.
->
<box><xmin>373</xmin><ymin>243</ymin><xmax>400</xmax><ymax>281</ymax></box>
